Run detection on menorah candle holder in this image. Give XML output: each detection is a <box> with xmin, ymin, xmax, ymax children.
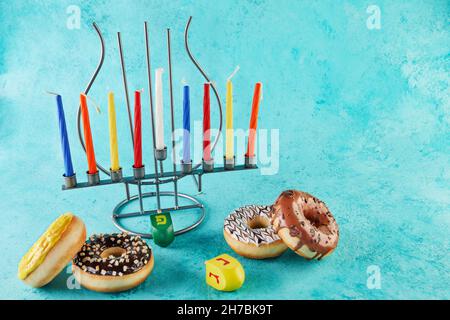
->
<box><xmin>202</xmin><ymin>158</ymin><xmax>214</xmax><ymax>172</ymax></box>
<box><xmin>110</xmin><ymin>167</ymin><xmax>123</xmax><ymax>182</ymax></box>
<box><xmin>245</xmin><ymin>155</ymin><xmax>257</xmax><ymax>168</ymax></box>
<box><xmin>63</xmin><ymin>173</ymin><xmax>77</xmax><ymax>189</ymax></box>
<box><xmin>87</xmin><ymin>171</ymin><xmax>100</xmax><ymax>185</ymax></box>
<box><xmin>181</xmin><ymin>160</ymin><xmax>193</xmax><ymax>174</ymax></box>
<box><xmin>224</xmin><ymin>156</ymin><xmax>235</xmax><ymax>170</ymax></box>
<box><xmin>62</xmin><ymin>18</ymin><xmax>257</xmax><ymax>239</ymax></box>
<box><xmin>133</xmin><ymin>165</ymin><xmax>145</xmax><ymax>179</ymax></box>
<box><xmin>155</xmin><ymin>147</ymin><xmax>167</xmax><ymax>161</ymax></box>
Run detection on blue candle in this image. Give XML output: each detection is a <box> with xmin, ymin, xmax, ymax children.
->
<box><xmin>56</xmin><ymin>94</ymin><xmax>74</xmax><ymax>177</ymax></box>
<box><xmin>182</xmin><ymin>85</ymin><xmax>191</xmax><ymax>163</ymax></box>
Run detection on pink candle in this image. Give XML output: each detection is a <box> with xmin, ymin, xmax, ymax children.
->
<box><xmin>203</xmin><ymin>83</ymin><xmax>211</xmax><ymax>161</ymax></box>
<box><xmin>133</xmin><ymin>90</ymin><xmax>143</xmax><ymax>168</ymax></box>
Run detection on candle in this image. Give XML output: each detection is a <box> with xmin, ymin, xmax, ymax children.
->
<box><xmin>80</xmin><ymin>94</ymin><xmax>97</xmax><ymax>174</ymax></box>
<box><xmin>182</xmin><ymin>85</ymin><xmax>190</xmax><ymax>163</ymax></box>
<box><xmin>155</xmin><ymin>68</ymin><xmax>165</xmax><ymax>150</ymax></box>
<box><xmin>56</xmin><ymin>94</ymin><xmax>74</xmax><ymax>177</ymax></box>
<box><xmin>246</xmin><ymin>82</ymin><xmax>262</xmax><ymax>158</ymax></box>
<box><xmin>108</xmin><ymin>92</ymin><xmax>120</xmax><ymax>171</ymax></box>
<box><xmin>133</xmin><ymin>90</ymin><xmax>143</xmax><ymax>168</ymax></box>
<box><xmin>203</xmin><ymin>83</ymin><xmax>211</xmax><ymax>161</ymax></box>
<box><xmin>225</xmin><ymin>80</ymin><xmax>234</xmax><ymax>160</ymax></box>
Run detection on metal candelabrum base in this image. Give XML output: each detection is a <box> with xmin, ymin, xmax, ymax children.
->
<box><xmin>112</xmin><ymin>190</ymin><xmax>205</xmax><ymax>239</ymax></box>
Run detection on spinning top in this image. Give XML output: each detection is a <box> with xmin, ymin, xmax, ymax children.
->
<box><xmin>150</xmin><ymin>211</ymin><xmax>175</xmax><ymax>247</ymax></box>
<box><xmin>205</xmin><ymin>253</ymin><xmax>245</xmax><ymax>291</ymax></box>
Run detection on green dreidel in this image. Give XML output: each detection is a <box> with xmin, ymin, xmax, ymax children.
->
<box><xmin>150</xmin><ymin>211</ymin><xmax>175</xmax><ymax>247</ymax></box>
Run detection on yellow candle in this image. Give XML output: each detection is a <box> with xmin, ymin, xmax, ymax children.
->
<box><xmin>225</xmin><ymin>80</ymin><xmax>234</xmax><ymax>159</ymax></box>
<box><xmin>108</xmin><ymin>92</ymin><xmax>120</xmax><ymax>171</ymax></box>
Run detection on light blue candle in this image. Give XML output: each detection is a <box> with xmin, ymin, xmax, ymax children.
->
<box><xmin>56</xmin><ymin>94</ymin><xmax>74</xmax><ymax>177</ymax></box>
<box><xmin>182</xmin><ymin>85</ymin><xmax>190</xmax><ymax>163</ymax></box>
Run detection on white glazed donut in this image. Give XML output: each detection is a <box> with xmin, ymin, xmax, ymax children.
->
<box><xmin>224</xmin><ymin>205</ymin><xmax>288</xmax><ymax>259</ymax></box>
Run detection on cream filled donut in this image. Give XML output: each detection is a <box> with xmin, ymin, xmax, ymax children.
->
<box><xmin>18</xmin><ymin>213</ymin><xmax>86</xmax><ymax>288</ymax></box>
<box><xmin>224</xmin><ymin>205</ymin><xmax>288</xmax><ymax>259</ymax></box>
<box><xmin>72</xmin><ymin>232</ymin><xmax>154</xmax><ymax>292</ymax></box>
<box><xmin>271</xmin><ymin>190</ymin><xmax>339</xmax><ymax>260</ymax></box>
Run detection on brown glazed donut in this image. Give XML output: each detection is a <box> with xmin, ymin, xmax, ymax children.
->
<box><xmin>271</xmin><ymin>190</ymin><xmax>339</xmax><ymax>260</ymax></box>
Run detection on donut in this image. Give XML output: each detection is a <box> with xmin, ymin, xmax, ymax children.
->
<box><xmin>18</xmin><ymin>212</ymin><xmax>86</xmax><ymax>287</ymax></box>
<box><xmin>271</xmin><ymin>190</ymin><xmax>339</xmax><ymax>260</ymax></box>
<box><xmin>72</xmin><ymin>232</ymin><xmax>154</xmax><ymax>292</ymax></box>
<box><xmin>224</xmin><ymin>205</ymin><xmax>288</xmax><ymax>259</ymax></box>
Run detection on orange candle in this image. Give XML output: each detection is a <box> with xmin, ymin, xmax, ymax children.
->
<box><xmin>245</xmin><ymin>83</ymin><xmax>262</xmax><ymax>157</ymax></box>
<box><xmin>80</xmin><ymin>94</ymin><xmax>97</xmax><ymax>174</ymax></box>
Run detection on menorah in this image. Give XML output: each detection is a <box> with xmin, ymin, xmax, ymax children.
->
<box><xmin>61</xmin><ymin>17</ymin><xmax>258</xmax><ymax>239</ymax></box>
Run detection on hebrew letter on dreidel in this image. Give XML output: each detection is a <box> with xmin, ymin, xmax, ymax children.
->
<box><xmin>209</xmin><ymin>272</ymin><xmax>220</xmax><ymax>284</ymax></box>
<box><xmin>150</xmin><ymin>212</ymin><xmax>174</xmax><ymax>247</ymax></box>
<box><xmin>216</xmin><ymin>257</ymin><xmax>230</xmax><ymax>265</ymax></box>
<box><xmin>155</xmin><ymin>215</ymin><xmax>167</xmax><ymax>225</ymax></box>
<box><xmin>205</xmin><ymin>254</ymin><xmax>245</xmax><ymax>291</ymax></box>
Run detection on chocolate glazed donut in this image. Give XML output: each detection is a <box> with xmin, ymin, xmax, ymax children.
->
<box><xmin>271</xmin><ymin>190</ymin><xmax>339</xmax><ymax>260</ymax></box>
<box><xmin>72</xmin><ymin>233</ymin><xmax>154</xmax><ymax>292</ymax></box>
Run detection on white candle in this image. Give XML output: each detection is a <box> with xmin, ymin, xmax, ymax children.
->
<box><xmin>154</xmin><ymin>68</ymin><xmax>165</xmax><ymax>150</ymax></box>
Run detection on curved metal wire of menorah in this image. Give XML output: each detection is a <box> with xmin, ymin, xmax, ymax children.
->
<box><xmin>68</xmin><ymin>17</ymin><xmax>257</xmax><ymax>238</ymax></box>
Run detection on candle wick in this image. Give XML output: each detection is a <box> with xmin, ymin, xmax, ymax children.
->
<box><xmin>227</xmin><ymin>65</ymin><xmax>240</xmax><ymax>81</ymax></box>
<box><xmin>45</xmin><ymin>90</ymin><xmax>59</xmax><ymax>96</ymax></box>
<box><xmin>85</xmin><ymin>94</ymin><xmax>102</xmax><ymax>115</ymax></box>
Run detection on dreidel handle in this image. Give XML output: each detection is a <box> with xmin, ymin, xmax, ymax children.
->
<box><xmin>150</xmin><ymin>211</ymin><xmax>175</xmax><ymax>247</ymax></box>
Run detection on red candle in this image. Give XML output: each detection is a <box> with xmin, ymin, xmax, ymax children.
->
<box><xmin>203</xmin><ymin>83</ymin><xmax>212</xmax><ymax>161</ymax></box>
<box><xmin>246</xmin><ymin>82</ymin><xmax>262</xmax><ymax>158</ymax></box>
<box><xmin>80</xmin><ymin>94</ymin><xmax>97</xmax><ymax>174</ymax></box>
<box><xmin>133</xmin><ymin>90</ymin><xmax>143</xmax><ymax>168</ymax></box>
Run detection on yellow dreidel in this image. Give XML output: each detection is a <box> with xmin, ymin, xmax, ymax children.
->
<box><xmin>205</xmin><ymin>253</ymin><xmax>245</xmax><ymax>291</ymax></box>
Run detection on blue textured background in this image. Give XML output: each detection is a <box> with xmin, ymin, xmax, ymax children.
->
<box><xmin>0</xmin><ymin>0</ymin><xmax>449</xmax><ymax>300</ymax></box>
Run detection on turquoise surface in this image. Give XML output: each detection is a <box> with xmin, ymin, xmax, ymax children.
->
<box><xmin>1</xmin><ymin>0</ymin><xmax>449</xmax><ymax>300</ymax></box>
